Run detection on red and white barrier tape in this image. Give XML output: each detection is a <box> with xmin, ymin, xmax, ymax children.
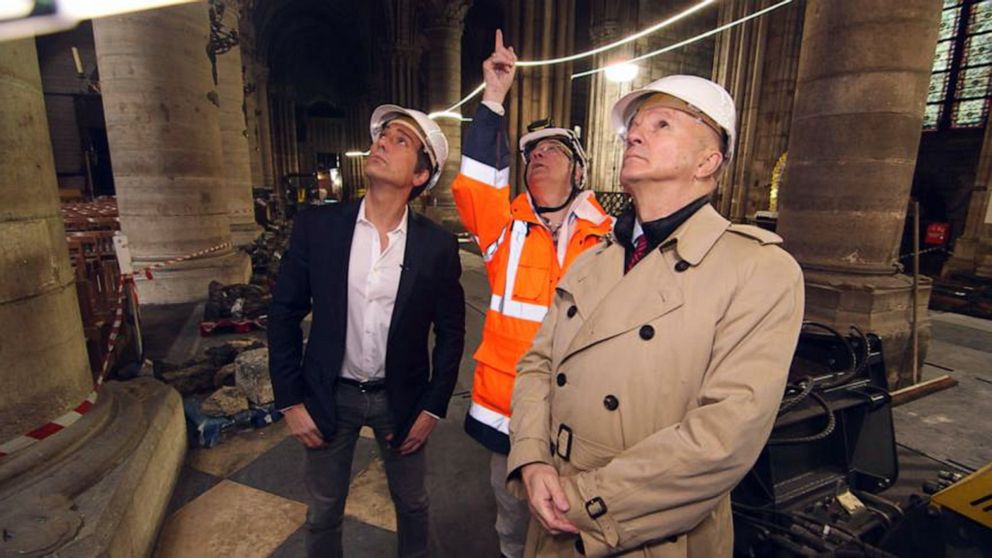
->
<box><xmin>0</xmin><ymin>276</ymin><xmax>132</xmax><ymax>458</ymax></box>
<box><xmin>1</xmin><ymin>241</ymin><xmax>237</xmax><ymax>458</ymax></box>
<box><xmin>137</xmin><ymin>241</ymin><xmax>232</xmax><ymax>280</ymax></box>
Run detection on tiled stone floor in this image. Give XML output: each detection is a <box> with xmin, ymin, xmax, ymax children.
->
<box><xmin>152</xmin><ymin>252</ymin><xmax>495</xmax><ymax>558</ymax></box>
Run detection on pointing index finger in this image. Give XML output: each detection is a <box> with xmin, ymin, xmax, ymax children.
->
<box><xmin>495</xmin><ymin>29</ymin><xmax>504</xmax><ymax>51</ymax></box>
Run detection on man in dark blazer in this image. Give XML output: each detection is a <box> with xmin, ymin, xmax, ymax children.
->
<box><xmin>268</xmin><ymin>104</ymin><xmax>465</xmax><ymax>558</ymax></box>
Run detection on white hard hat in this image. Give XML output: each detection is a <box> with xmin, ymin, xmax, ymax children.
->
<box><xmin>610</xmin><ymin>75</ymin><xmax>737</xmax><ymax>161</ymax></box>
<box><xmin>370</xmin><ymin>104</ymin><xmax>449</xmax><ymax>191</ymax></box>
<box><xmin>518</xmin><ymin>127</ymin><xmax>589</xmax><ymax>189</ymax></box>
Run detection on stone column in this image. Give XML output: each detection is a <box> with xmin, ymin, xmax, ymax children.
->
<box><xmin>425</xmin><ymin>0</ymin><xmax>471</xmax><ymax>231</ymax></box>
<box><xmin>504</xmin><ymin>0</ymin><xmax>577</xmax><ymax>193</ymax></box>
<box><xmin>0</xmin><ymin>45</ymin><xmax>185</xmax><ymax>547</ymax></box>
<box><xmin>776</xmin><ymin>0</ymin><xmax>941</xmax><ymax>387</ymax></box>
<box><xmin>378</xmin><ymin>0</ymin><xmax>421</xmax><ymax>107</ymax></box>
<box><xmin>93</xmin><ymin>2</ymin><xmax>250</xmax><ymax>304</ymax></box>
<box><xmin>238</xmin><ymin>10</ymin><xmax>265</xmax><ymax>190</ymax></box>
<box><xmin>255</xmin><ymin>65</ymin><xmax>275</xmax><ymax>189</ymax></box>
<box><xmin>0</xmin><ymin>39</ymin><xmax>92</xmax><ymax>444</ymax></box>
<box><xmin>215</xmin><ymin>0</ymin><xmax>260</xmax><ymax>245</ymax></box>
<box><xmin>343</xmin><ymin>103</ymin><xmax>370</xmax><ymax>201</ymax></box>
<box><xmin>712</xmin><ymin>0</ymin><xmax>769</xmax><ymax>220</ymax></box>
<box><xmin>287</xmin><ymin>98</ymin><xmax>299</xmax><ymax>174</ymax></box>
<box><xmin>583</xmin><ymin>3</ymin><xmax>628</xmax><ymax>194</ymax></box>
<box><xmin>270</xmin><ymin>90</ymin><xmax>286</xmax><ymax>205</ymax></box>
<box><xmin>745</xmin><ymin>1</ymin><xmax>804</xmax><ymax>214</ymax></box>
<box><xmin>943</xmin><ymin>121</ymin><xmax>992</xmax><ymax>277</ymax></box>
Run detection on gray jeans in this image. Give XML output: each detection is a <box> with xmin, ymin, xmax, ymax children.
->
<box><xmin>490</xmin><ymin>452</ymin><xmax>531</xmax><ymax>558</ymax></box>
<box><xmin>304</xmin><ymin>383</ymin><xmax>428</xmax><ymax>558</ymax></box>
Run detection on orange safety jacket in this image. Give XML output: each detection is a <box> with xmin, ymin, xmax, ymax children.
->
<box><xmin>453</xmin><ymin>104</ymin><xmax>614</xmax><ymax>454</ymax></box>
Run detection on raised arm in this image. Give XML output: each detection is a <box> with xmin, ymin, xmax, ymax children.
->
<box><xmin>452</xmin><ymin>30</ymin><xmax>518</xmax><ymax>255</ymax></box>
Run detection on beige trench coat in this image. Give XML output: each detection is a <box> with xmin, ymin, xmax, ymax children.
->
<box><xmin>507</xmin><ymin>205</ymin><xmax>805</xmax><ymax>558</ymax></box>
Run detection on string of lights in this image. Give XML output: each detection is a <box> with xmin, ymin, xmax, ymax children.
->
<box><xmin>571</xmin><ymin>0</ymin><xmax>793</xmax><ymax>80</ymax></box>
<box><xmin>515</xmin><ymin>0</ymin><xmax>715</xmax><ymax>67</ymax></box>
<box><xmin>360</xmin><ymin>0</ymin><xmax>792</xmax><ymax>147</ymax></box>
<box><xmin>434</xmin><ymin>0</ymin><xmax>717</xmax><ymax>116</ymax></box>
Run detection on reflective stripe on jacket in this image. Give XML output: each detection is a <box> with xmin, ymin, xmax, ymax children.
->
<box><xmin>453</xmin><ymin>104</ymin><xmax>613</xmax><ymax>453</ymax></box>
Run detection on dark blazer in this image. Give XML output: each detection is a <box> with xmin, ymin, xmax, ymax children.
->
<box><xmin>268</xmin><ymin>200</ymin><xmax>465</xmax><ymax>443</ymax></box>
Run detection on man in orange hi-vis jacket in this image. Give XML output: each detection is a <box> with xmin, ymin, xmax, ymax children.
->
<box><xmin>452</xmin><ymin>30</ymin><xmax>613</xmax><ymax>558</ymax></box>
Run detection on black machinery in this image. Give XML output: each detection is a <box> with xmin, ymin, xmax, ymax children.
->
<box><xmin>732</xmin><ymin>323</ymin><xmax>991</xmax><ymax>557</ymax></box>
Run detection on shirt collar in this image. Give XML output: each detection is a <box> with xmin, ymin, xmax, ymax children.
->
<box><xmin>616</xmin><ymin>194</ymin><xmax>711</xmax><ymax>253</ymax></box>
<box><xmin>570</xmin><ymin>190</ymin><xmax>610</xmax><ymax>225</ymax></box>
<box><xmin>357</xmin><ymin>198</ymin><xmax>409</xmax><ymax>235</ymax></box>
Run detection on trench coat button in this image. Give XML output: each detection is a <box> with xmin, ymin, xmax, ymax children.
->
<box><xmin>556</xmin><ymin>373</ymin><xmax>567</xmax><ymax>386</ymax></box>
<box><xmin>674</xmin><ymin>260</ymin><xmax>690</xmax><ymax>272</ymax></box>
<box><xmin>666</xmin><ymin>535</ymin><xmax>679</xmax><ymax>543</ymax></box>
<box><xmin>603</xmin><ymin>395</ymin><xmax>619</xmax><ymax>411</ymax></box>
<box><xmin>574</xmin><ymin>537</ymin><xmax>586</xmax><ymax>555</ymax></box>
<box><xmin>567</xmin><ymin>305</ymin><xmax>578</xmax><ymax>318</ymax></box>
<box><xmin>639</xmin><ymin>325</ymin><xmax>655</xmax><ymax>340</ymax></box>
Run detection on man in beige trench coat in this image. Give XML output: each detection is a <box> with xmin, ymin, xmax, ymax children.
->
<box><xmin>506</xmin><ymin>75</ymin><xmax>805</xmax><ymax>558</ymax></box>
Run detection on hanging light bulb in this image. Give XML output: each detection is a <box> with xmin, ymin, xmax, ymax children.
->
<box><xmin>604</xmin><ymin>62</ymin><xmax>640</xmax><ymax>84</ymax></box>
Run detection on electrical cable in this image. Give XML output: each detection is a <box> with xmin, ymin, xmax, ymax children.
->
<box><xmin>731</xmin><ymin>505</ymin><xmax>824</xmax><ymax>553</ymax></box>
<box><xmin>798</xmin><ymin>321</ymin><xmax>859</xmax><ymax>389</ymax></box>
<box><xmin>768</xmin><ymin>391</ymin><xmax>836</xmax><ymax>445</ymax></box>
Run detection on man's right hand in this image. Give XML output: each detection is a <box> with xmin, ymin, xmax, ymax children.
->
<box><xmin>521</xmin><ymin>462</ymin><xmax>580</xmax><ymax>535</ymax></box>
<box><xmin>482</xmin><ymin>29</ymin><xmax>517</xmax><ymax>106</ymax></box>
<box><xmin>283</xmin><ymin>403</ymin><xmax>327</xmax><ymax>449</ymax></box>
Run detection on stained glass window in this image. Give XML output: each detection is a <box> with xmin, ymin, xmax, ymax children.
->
<box><xmin>929</xmin><ymin>72</ymin><xmax>950</xmax><ymax>103</ymax></box>
<box><xmin>941</xmin><ymin>7</ymin><xmax>962</xmax><ymax>40</ymax></box>
<box><xmin>924</xmin><ymin>104</ymin><xmax>942</xmax><ymax>130</ymax></box>
<box><xmin>934</xmin><ymin>40</ymin><xmax>955</xmax><ymax>71</ymax></box>
<box><xmin>927</xmin><ymin>0</ymin><xmax>992</xmax><ymax>130</ymax></box>
<box><xmin>953</xmin><ymin>98</ymin><xmax>989</xmax><ymax>125</ymax></box>
<box><xmin>971</xmin><ymin>0</ymin><xmax>992</xmax><ymax>32</ymax></box>
<box><xmin>964</xmin><ymin>32</ymin><xmax>992</xmax><ymax>65</ymax></box>
<box><xmin>956</xmin><ymin>65</ymin><xmax>991</xmax><ymax>98</ymax></box>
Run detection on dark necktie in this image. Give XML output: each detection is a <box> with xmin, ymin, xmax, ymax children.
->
<box><xmin>625</xmin><ymin>235</ymin><xmax>649</xmax><ymax>273</ymax></box>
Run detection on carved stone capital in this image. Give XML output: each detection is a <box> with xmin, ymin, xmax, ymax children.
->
<box><xmin>425</xmin><ymin>0</ymin><xmax>471</xmax><ymax>30</ymax></box>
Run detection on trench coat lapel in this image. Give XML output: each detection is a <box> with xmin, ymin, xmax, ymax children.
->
<box><xmin>562</xmin><ymin>241</ymin><xmax>684</xmax><ymax>362</ymax></box>
<box><xmin>560</xmin><ymin>205</ymin><xmax>731</xmax><ymax>362</ymax></box>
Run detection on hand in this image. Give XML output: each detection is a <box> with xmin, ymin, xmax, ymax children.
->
<box><xmin>482</xmin><ymin>29</ymin><xmax>517</xmax><ymax>105</ymax></box>
<box><xmin>394</xmin><ymin>411</ymin><xmax>438</xmax><ymax>455</ymax></box>
<box><xmin>284</xmin><ymin>403</ymin><xmax>327</xmax><ymax>449</ymax></box>
<box><xmin>521</xmin><ymin>463</ymin><xmax>579</xmax><ymax>535</ymax></box>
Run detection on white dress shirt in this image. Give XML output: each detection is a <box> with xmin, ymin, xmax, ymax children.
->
<box><xmin>340</xmin><ymin>199</ymin><xmax>407</xmax><ymax>382</ymax></box>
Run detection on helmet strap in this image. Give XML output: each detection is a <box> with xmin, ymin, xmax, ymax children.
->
<box><xmin>528</xmin><ymin>159</ymin><xmax>581</xmax><ymax>214</ymax></box>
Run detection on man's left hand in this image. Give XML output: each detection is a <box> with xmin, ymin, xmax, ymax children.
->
<box><xmin>396</xmin><ymin>411</ymin><xmax>438</xmax><ymax>455</ymax></box>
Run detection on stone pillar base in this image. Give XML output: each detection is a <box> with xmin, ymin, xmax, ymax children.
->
<box><xmin>230</xmin><ymin>222</ymin><xmax>263</xmax><ymax>247</ymax></box>
<box><xmin>136</xmin><ymin>250</ymin><xmax>251</xmax><ymax>304</ymax></box>
<box><xmin>0</xmin><ymin>378</ymin><xmax>186</xmax><ymax>557</ymax></box>
<box><xmin>802</xmin><ymin>270</ymin><xmax>932</xmax><ymax>389</ymax></box>
<box><xmin>977</xmin><ymin>254</ymin><xmax>992</xmax><ymax>278</ymax></box>
<box><xmin>942</xmin><ymin>235</ymin><xmax>980</xmax><ymax>277</ymax></box>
